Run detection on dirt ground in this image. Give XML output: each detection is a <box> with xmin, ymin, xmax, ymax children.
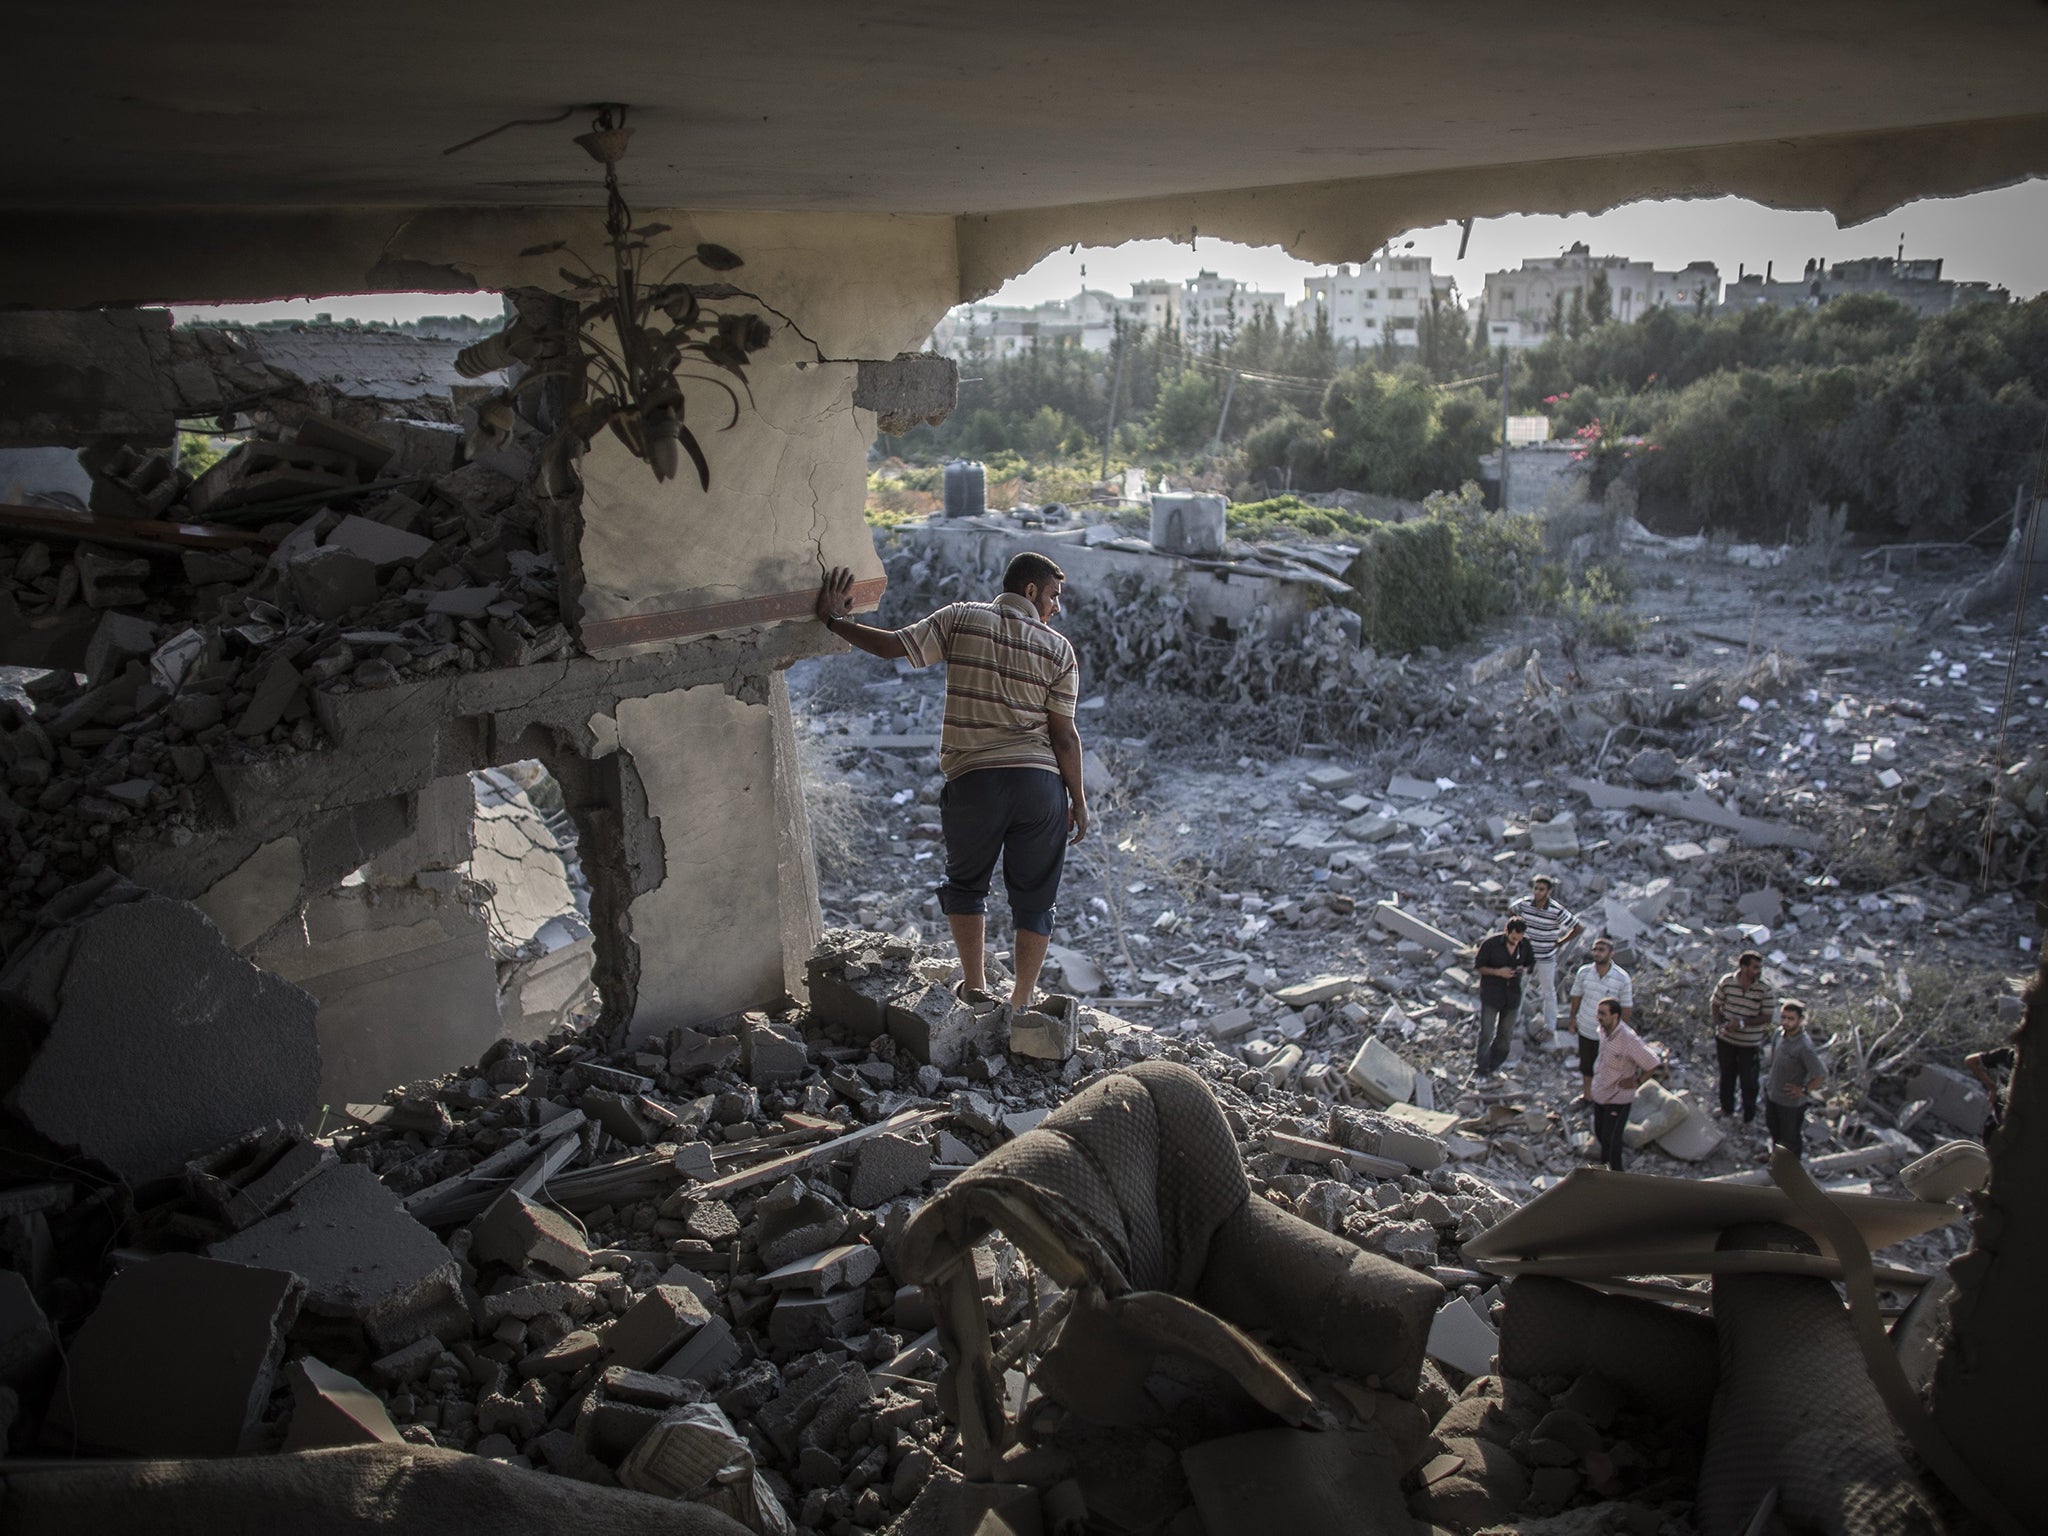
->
<box><xmin>788</xmin><ymin>535</ymin><xmax>2043</xmax><ymax>1277</ymax></box>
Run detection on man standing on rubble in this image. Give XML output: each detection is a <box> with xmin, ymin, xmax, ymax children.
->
<box><xmin>1708</xmin><ymin>949</ymin><xmax>1776</xmax><ymax>1127</ymax></box>
<box><xmin>1763</xmin><ymin>1000</ymin><xmax>1827</xmax><ymax>1158</ymax></box>
<box><xmin>1473</xmin><ymin>916</ymin><xmax>1534</xmax><ymax>1079</ymax></box>
<box><xmin>1566</xmin><ymin>936</ymin><xmax>1634</xmax><ymax>1105</ymax></box>
<box><xmin>815</xmin><ymin>558</ymin><xmax>1087</xmax><ymax>1014</ymax></box>
<box><xmin>1588</xmin><ymin>997</ymin><xmax>1661</xmax><ymax>1171</ymax></box>
<box><xmin>1510</xmin><ymin>875</ymin><xmax>1582</xmax><ymax>1046</ymax></box>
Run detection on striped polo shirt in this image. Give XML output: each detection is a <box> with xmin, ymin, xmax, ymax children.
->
<box><xmin>1509</xmin><ymin>896</ymin><xmax>1577</xmax><ymax>958</ymax></box>
<box><xmin>1710</xmin><ymin>970</ymin><xmax>1777</xmax><ymax>1048</ymax></box>
<box><xmin>895</xmin><ymin>594</ymin><xmax>1078</xmax><ymax>780</ymax></box>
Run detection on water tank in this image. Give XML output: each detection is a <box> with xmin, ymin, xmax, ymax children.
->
<box><xmin>1149</xmin><ymin>492</ymin><xmax>1227</xmax><ymax>557</ymax></box>
<box><xmin>942</xmin><ymin>460</ymin><xmax>986</xmax><ymax>519</ymax></box>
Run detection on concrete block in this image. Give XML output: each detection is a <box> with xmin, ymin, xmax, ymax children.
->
<box><xmin>668</xmin><ymin>1027</ymin><xmax>740</xmax><ymax>1078</ymax></box>
<box><xmin>472</xmin><ymin>1189</ymin><xmax>592</xmax><ymax>1279</ymax></box>
<box><xmin>850</xmin><ymin>1132</ymin><xmax>932</xmax><ymax>1208</ymax></box>
<box><xmin>768</xmin><ymin>1288</ymin><xmax>867</xmax><ymax>1351</ymax></box>
<box><xmin>1426</xmin><ymin>1295</ymin><xmax>1499</xmax><ymax>1378</ymax></box>
<box><xmin>1372</xmin><ymin>901</ymin><xmax>1459</xmax><ymax>952</ymax></box>
<box><xmin>1651</xmin><ymin>1091</ymin><xmax>1723</xmax><ymax>1161</ymax></box>
<box><xmin>1908</xmin><ymin>1064</ymin><xmax>1989</xmax><ymax>1133</ymax></box>
<box><xmin>1376</xmin><ymin>1125</ymin><xmax>1448</xmax><ymax>1172</ymax></box>
<box><xmin>1274</xmin><ymin>974</ymin><xmax>1351</xmax><ymax>1008</ymax></box>
<box><xmin>1623</xmin><ymin>1079</ymin><xmax>1690</xmax><ymax>1148</ymax></box>
<box><xmin>83</xmin><ymin>610</ymin><xmax>156</xmax><ymax>685</ymax></box>
<box><xmin>1002</xmin><ymin>1108</ymin><xmax>1048</xmax><ymax>1139</ymax></box>
<box><xmin>1344</xmin><ymin>813</ymin><xmax>1397</xmax><ymax>842</ymax></box>
<box><xmin>49</xmin><ymin>1253</ymin><xmax>301</xmax><ymax>1456</ymax></box>
<box><xmin>886</xmin><ymin>982</ymin><xmax>1000</xmax><ymax>1072</ymax></box>
<box><xmin>1387</xmin><ymin>773</ymin><xmax>1440</xmax><ymax>801</ymax></box>
<box><xmin>521</xmin><ymin>1328</ymin><xmax>605</xmax><ymax>1379</ymax></box>
<box><xmin>1303</xmin><ymin>764</ymin><xmax>1359</xmax><ymax>792</ymax></box>
<box><xmin>183</xmin><ymin>1123</ymin><xmax>332</xmax><ymax>1232</ymax></box>
<box><xmin>287</xmin><ymin>545</ymin><xmax>379</xmax><ymax>621</ymax></box>
<box><xmin>324</xmin><ymin>513</ymin><xmax>434</xmax><ymax>568</ymax></box>
<box><xmin>282</xmin><ymin>1356</ymin><xmax>404</xmax><ymax>1450</ymax></box>
<box><xmin>1204</xmin><ymin>1005</ymin><xmax>1257</xmax><ymax>1041</ymax></box>
<box><xmin>655</xmin><ymin>1314</ymin><xmax>741</xmax><ymax>1385</ymax></box>
<box><xmin>1346</xmin><ymin>1037</ymin><xmax>1416</xmax><ymax>1106</ymax></box>
<box><xmin>1528</xmin><ymin>814</ymin><xmax>1579</xmax><ymax>858</ymax></box>
<box><xmin>763</xmin><ymin>1242</ymin><xmax>883</xmax><ymax>1295</ymax></box>
<box><xmin>1735</xmin><ymin>887</ymin><xmax>1785</xmax><ymax>927</ymax></box>
<box><xmin>605</xmin><ymin>1284</ymin><xmax>712</xmax><ymax>1372</ymax></box>
<box><xmin>1662</xmin><ymin>840</ymin><xmax>1709</xmax><ymax>867</ymax></box>
<box><xmin>2</xmin><ymin>880</ymin><xmax>321</xmax><ymax>1184</ymax></box>
<box><xmin>208</xmin><ymin>1163</ymin><xmax>466</xmax><ymax>1353</ymax></box>
<box><xmin>234</xmin><ymin>653</ymin><xmax>303</xmax><ymax>737</ymax></box>
<box><xmin>742</xmin><ymin>1013</ymin><xmax>809</xmax><ymax>1085</ymax></box>
<box><xmin>1008</xmin><ymin>994</ymin><xmax>1079</xmax><ymax>1061</ymax></box>
<box><xmin>754</xmin><ymin>1186</ymin><xmax>848</xmax><ymax>1270</ymax></box>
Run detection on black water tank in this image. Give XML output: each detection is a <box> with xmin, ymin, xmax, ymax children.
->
<box><xmin>943</xmin><ymin>460</ymin><xmax>986</xmax><ymax>519</ymax></box>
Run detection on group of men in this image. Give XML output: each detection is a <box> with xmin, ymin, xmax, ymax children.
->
<box><xmin>1475</xmin><ymin>889</ymin><xmax>1830</xmax><ymax>1170</ymax></box>
<box><xmin>816</xmin><ymin>555</ymin><xmax>1836</xmax><ymax>1179</ymax></box>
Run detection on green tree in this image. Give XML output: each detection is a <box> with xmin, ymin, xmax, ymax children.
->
<box><xmin>1586</xmin><ymin>270</ymin><xmax>1613</xmax><ymax>326</ymax></box>
<box><xmin>1566</xmin><ymin>289</ymin><xmax>1588</xmax><ymax>342</ymax></box>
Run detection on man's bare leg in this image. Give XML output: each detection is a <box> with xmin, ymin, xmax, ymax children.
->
<box><xmin>1010</xmin><ymin>928</ymin><xmax>1050</xmax><ymax>1011</ymax></box>
<box><xmin>948</xmin><ymin>913</ymin><xmax>988</xmax><ymax>997</ymax></box>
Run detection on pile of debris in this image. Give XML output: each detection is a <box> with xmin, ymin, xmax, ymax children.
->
<box><xmin>0</xmin><ymin>333</ymin><xmax>574</xmax><ymax>945</ymax></box>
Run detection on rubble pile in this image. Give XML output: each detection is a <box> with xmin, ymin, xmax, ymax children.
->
<box><xmin>0</xmin><ymin>355</ymin><xmax>574</xmax><ymax>945</ymax></box>
<box><xmin>6</xmin><ymin>885</ymin><xmax>1723</xmax><ymax>1535</ymax></box>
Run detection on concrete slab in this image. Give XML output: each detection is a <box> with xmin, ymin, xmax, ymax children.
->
<box><xmin>1908</xmin><ymin>1063</ymin><xmax>1990</xmax><ymax>1133</ymax></box>
<box><xmin>1387</xmin><ymin>774</ymin><xmax>1440</xmax><ymax>801</ymax></box>
<box><xmin>472</xmin><ymin>1189</ymin><xmax>593</xmax><ymax>1279</ymax></box>
<box><xmin>1273</xmin><ymin>974</ymin><xmax>1351</xmax><ymax>1008</ymax></box>
<box><xmin>282</xmin><ymin>1356</ymin><xmax>404</xmax><ymax>1450</ymax></box>
<box><xmin>654</xmin><ymin>1313</ymin><xmax>741</xmax><ymax>1385</ymax></box>
<box><xmin>3</xmin><ymin>880</ymin><xmax>321</xmax><ymax>1183</ymax></box>
<box><xmin>762</xmin><ymin>1242</ymin><xmax>883</xmax><ymax>1295</ymax></box>
<box><xmin>849</xmin><ymin>1131</ymin><xmax>932</xmax><ymax>1208</ymax></box>
<box><xmin>1345</xmin><ymin>1037</ymin><xmax>1416</xmax><ymax>1106</ymax></box>
<box><xmin>1651</xmin><ymin>1090</ymin><xmax>1724</xmax><ymax>1161</ymax></box>
<box><xmin>49</xmin><ymin>1253</ymin><xmax>301</xmax><ymax>1456</ymax></box>
<box><xmin>1372</xmin><ymin>901</ymin><xmax>1460</xmax><ymax>952</ymax></box>
<box><xmin>1426</xmin><ymin>1295</ymin><xmax>1500</xmax><ymax>1379</ymax></box>
<box><xmin>604</xmin><ymin>1284</ymin><xmax>712</xmax><ymax>1371</ymax></box>
<box><xmin>208</xmin><ymin>1163</ymin><xmax>466</xmax><ymax>1353</ymax></box>
<box><xmin>768</xmin><ymin>1288</ymin><xmax>867</xmax><ymax>1351</ymax></box>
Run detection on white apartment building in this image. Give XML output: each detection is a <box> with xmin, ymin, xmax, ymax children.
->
<box><xmin>1294</xmin><ymin>254</ymin><xmax>1455</xmax><ymax>351</ymax></box>
<box><xmin>927</xmin><ymin>279</ymin><xmax>1186</xmax><ymax>358</ymax></box>
<box><xmin>1481</xmin><ymin>243</ymin><xmax>1721</xmax><ymax>349</ymax></box>
<box><xmin>1180</xmin><ymin>270</ymin><xmax>1286</xmax><ymax>350</ymax></box>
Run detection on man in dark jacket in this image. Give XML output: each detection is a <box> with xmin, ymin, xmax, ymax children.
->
<box><xmin>1473</xmin><ymin>917</ymin><xmax>1534</xmax><ymax>1078</ymax></box>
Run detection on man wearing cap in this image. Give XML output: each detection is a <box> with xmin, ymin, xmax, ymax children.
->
<box><xmin>816</xmin><ymin>555</ymin><xmax>1087</xmax><ymax>1015</ymax></box>
<box><xmin>1566</xmin><ymin>935</ymin><xmax>1634</xmax><ymax>1105</ymax></box>
<box><xmin>1510</xmin><ymin>875</ymin><xmax>1583</xmax><ymax>1047</ymax></box>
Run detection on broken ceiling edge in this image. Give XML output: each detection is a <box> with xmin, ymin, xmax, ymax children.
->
<box><xmin>952</xmin><ymin>111</ymin><xmax>2048</xmax><ymax>301</ymax></box>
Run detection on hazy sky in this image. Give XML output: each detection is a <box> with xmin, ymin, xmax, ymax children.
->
<box><xmin>173</xmin><ymin>180</ymin><xmax>2045</xmax><ymax>327</ymax></box>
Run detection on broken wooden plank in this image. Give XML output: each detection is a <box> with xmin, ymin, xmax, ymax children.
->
<box><xmin>401</xmin><ymin>1110</ymin><xmax>587</xmax><ymax>1225</ymax></box>
<box><xmin>1564</xmin><ymin>776</ymin><xmax>1827</xmax><ymax>852</ymax></box>
<box><xmin>0</xmin><ymin>501</ymin><xmax>280</xmax><ymax>554</ymax></box>
<box><xmin>683</xmin><ymin>1107</ymin><xmax>949</xmax><ymax>1203</ymax></box>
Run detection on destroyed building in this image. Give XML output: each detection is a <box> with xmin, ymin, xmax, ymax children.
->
<box><xmin>1</xmin><ymin>6</ymin><xmax>2046</xmax><ymax>1535</ymax></box>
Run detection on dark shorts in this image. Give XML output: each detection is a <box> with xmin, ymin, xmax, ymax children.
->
<box><xmin>1578</xmin><ymin>1035</ymin><xmax>1600</xmax><ymax>1076</ymax></box>
<box><xmin>936</xmin><ymin>767</ymin><xmax>1068</xmax><ymax>935</ymax></box>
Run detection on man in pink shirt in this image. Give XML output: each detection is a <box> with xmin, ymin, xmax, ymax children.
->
<box><xmin>1588</xmin><ymin>998</ymin><xmax>1661</xmax><ymax>1171</ymax></box>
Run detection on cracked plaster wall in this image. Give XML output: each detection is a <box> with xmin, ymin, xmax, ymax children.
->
<box><xmin>610</xmin><ymin>674</ymin><xmax>820</xmax><ymax>1044</ymax></box>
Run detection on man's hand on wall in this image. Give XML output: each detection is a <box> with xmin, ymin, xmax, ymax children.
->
<box><xmin>817</xmin><ymin>566</ymin><xmax>857</xmax><ymax>623</ymax></box>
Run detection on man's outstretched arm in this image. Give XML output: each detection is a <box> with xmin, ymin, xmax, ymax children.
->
<box><xmin>816</xmin><ymin>565</ymin><xmax>908</xmax><ymax>660</ymax></box>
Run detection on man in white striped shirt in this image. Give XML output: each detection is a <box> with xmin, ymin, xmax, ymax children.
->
<box><xmin>1509</xmin><ymin>875</ymin><xmax>1583</xmax><ymax>1046</ymax></box>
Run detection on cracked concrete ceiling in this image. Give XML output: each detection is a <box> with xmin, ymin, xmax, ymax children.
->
<box><xmin>9</xmin><ymin>1</ymin><xmax>2048</xmax><ymax>218</ymax></box>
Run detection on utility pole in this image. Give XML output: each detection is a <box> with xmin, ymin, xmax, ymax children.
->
<box><xmin>1497</xmin><ymin>344</ymin><xmax>1512</xmax><ymax>512</ymax></box>
<box><xmin>1209</xmin><ymin>370</ymin><xmax>1238</xmax><ymax>454</ymax></box>
<box><xmin>1100</xmin><ymin>321</ymin><xmax>1127</xmax><ymax>482</ymax></box>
